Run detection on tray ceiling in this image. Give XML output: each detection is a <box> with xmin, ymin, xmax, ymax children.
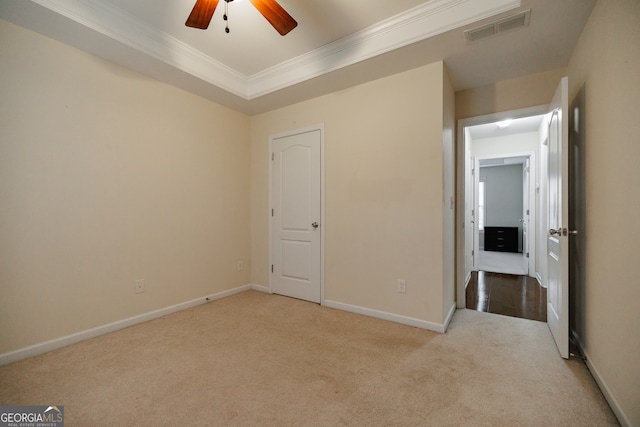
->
<box><xmin>0</xmin><ymin>0</ymin><xmax>596</xmax><ymax>114</ymax></box>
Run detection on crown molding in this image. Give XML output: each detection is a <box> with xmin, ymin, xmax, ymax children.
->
<box><xmin>248</xmin><ymin>0</ymin><xmax>520</xmax><ymax>98</ymax></box>
<box><xmin>31</xmin><ymin>0</ymin><xmax>248</xmax><ymax>96</ymax></box>
<box><xmin>28</xmin><ymin>0</ymin><xmax>520</xmax><ymax>100</ymax></box>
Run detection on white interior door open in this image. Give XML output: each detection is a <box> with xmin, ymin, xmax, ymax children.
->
<box><xmin>270</xmin><ymin>128</ymin><xmax>322</xmax><ymax>303</ymax></box>
<box><xmin>464</xmin><ymin>152</ymin><xmax>475</xmax><ymax>275</ymax></box>
<box><xmin>546</xmin><ymin>77</ymin><xmax>570</xmax><ymax>358</ymax></box>
<box><xmin>522</xmin><ymin>159</ymin><xmax>530</xmax><ymax>274</ymax></box>
<box><xmin>472</xmin><ymin>157</ymin><xmax>480</xmax><ymax>269</ymax></box>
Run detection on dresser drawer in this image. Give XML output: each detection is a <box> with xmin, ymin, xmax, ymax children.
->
<box><xmin>484</xmin><ymin>226</ymin><xmax>519</xmax><ymax>253</ymax></box>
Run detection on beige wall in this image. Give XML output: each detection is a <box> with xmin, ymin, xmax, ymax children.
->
<box><xmin>1</xmin><ymin>19</ymin><xmax>455</xmax><ymax>355</ymax></box>
<box><xmin>566</xmin><ymin>0</ymin><xmax>640</xmax><ymax>425</ymax></box>
<box><xmin>456</xmin><ymin>68</ymin><xmax>566</xmax><ymax>119</ymax></box>
<box><xmin>0</xmin><ymin>20</ymin><xmax>251</xmax><ymax>354</ymax></box>
<box><xmin>251</xmin><ymin>62</ymin><xmax>453</xmax><ymax>325</ymax></box>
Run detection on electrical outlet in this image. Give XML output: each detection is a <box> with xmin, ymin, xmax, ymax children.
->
<box><xmin>397</xmin><ymin>279</ymin><xmax>406</xmax><ymax>294</ymax></box>
<box><xmin>237</xmin><ymin>260</ymin><xmax>244</xmax><ymax>271</ymax></box>
<box><xmin>135</xmin><ymin>279</ymin><xmax>145</xmax><ymax>294</ymax></box>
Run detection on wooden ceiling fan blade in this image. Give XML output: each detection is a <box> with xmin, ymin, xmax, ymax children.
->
<box><xmin>185</xmin><ymin>0</ymin><xmax>220</xmax><ymax>29</ymax></box>
<box><xmin>249</xmin><ymin>0</ymin><xmax>298</xmax><ymax>36</ymax></box>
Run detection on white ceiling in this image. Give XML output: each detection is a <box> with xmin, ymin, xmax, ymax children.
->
<box><xmin>0</xmin><ymin>0</ymin><xmax>596</xmax><ymax>115</ymax></box>
<box><xmin>468</xmin><ymin>114</ymin><xmax>546</xmax><ymax>139</ymax></box>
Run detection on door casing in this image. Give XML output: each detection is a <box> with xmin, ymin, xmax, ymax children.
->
<box><xmin>456</xmin><ymin>105</ymin><xmax>548</xmax><ymax>309</ymax></box>
<box><xmin>472</xmin><ymin>153</ymin><xmax>536</xmax><ymax>275</ymax></box>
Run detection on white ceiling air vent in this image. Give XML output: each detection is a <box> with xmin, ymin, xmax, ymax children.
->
<box><xmin>465</xmin><ymin>9</ymin><xmax>531</xmax><ymax>44</ymax></box>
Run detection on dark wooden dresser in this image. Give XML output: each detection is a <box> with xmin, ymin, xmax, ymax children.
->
<box><xmin>484</xmin><ymin>226</ymin><xmax>519</xmax><ymax>253</ymax></box>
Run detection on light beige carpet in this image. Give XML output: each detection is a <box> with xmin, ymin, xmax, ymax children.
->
<box><xmin>0</xmin><ymin>291</ymin><xmax>618</xmax><ymax>426</ymax></box>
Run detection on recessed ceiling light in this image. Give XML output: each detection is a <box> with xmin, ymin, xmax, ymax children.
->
<box><xmin>497</xmin><ymin>119</ymin><xmax>513</xmax><ymax>128</ymax></box>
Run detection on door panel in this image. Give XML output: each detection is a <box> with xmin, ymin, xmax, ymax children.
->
<box><xmin>281</xmin><ymin>146</ymin><xmax>312</xmax><ymax>230</ymax></box>
<box><xmin>271</xmin><ymin>129</ymin><xmax>321</xmax><ymax>303</ymax></box>
<box><xmin>547</xmin><ymin>77</ymin><xmax>569</xmax><ymax>358</ymax></box>
<box><xmin>281</xmin><ymin>240</ymin><xmax>311</xmax><ymax>280</ymax></box>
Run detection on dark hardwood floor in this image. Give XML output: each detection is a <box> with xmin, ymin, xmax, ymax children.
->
<box><xmin>466</xmin><ymin>271</ymin><xmax>547</xmax><ymax>322</ymax></box>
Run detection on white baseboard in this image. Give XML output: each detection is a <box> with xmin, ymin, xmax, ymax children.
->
<box><xmin>250</xmin><ymin>284</ymin><xmax>271</xmax><ymax>294</ymax></box>
<box><xmin>0</xmin><ymin>284</ymin><xmax>252</xmax><ymax>367</ymax></box>
<box><xmin>323</xmin><ymin>299</ymin><xmax>448</xmax><ymax>333</ymax></box>
<box><xmin>443</xmin><ymin>302</ymin><xmax>457</xmax><ymax>332</ymax></box>
<box><xmin>571</xmin><ymin>330</ymin><xmax>632</xmax><ymax>427</ymax></box>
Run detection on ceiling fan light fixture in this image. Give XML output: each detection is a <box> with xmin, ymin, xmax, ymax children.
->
<box><xmin>185</xmin><ymin>0</ymin><xmax>297</xmax><ymax>36</ymax></box>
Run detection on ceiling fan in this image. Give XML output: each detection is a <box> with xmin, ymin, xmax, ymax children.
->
<box><xmin>186</xmin><ymin>0</ymin><xmax>298</xmax><ymax>36</ymax></box>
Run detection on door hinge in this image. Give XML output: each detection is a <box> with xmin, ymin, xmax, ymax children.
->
<box><xmin>526</xmin><ymin>252</ymin><xmax>530</xmax><ymax>258</ymax></box>
<box><xmin>526</xmin><ymin>209</ymin><xmax>530</xmax><ymax>215</ymax></box>
<box><xmin>271</xmin><ymin>209</ymin><xmax>274</xmax><ymax>217</ymax></box>
<box><xmin>271</xmin><ymin>264</ymin><xmax>274</xmax><ymax>273</ymax></box>
<box><xmin>472</xmin><ymin>250</ymin><xmax>474</xmax><ymax>256</ymax></box>
<box><xmin>272</xmin><ymin>152</ymin><xmax>275</xmax><ymax>161</ymax></box>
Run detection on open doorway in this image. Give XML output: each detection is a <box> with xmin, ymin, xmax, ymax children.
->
<box><xmin>474</xmin><ymin>154</ymin><xmax>533</xmax><ymax>276</ymax></box>
<box><xmin>457</xmin><ymin>78</ymin><xmax>571</xmax><ymax>356</ymax></box>
<box><xmin>457</xmin><ymin>108</ymin><xmax>548</xmax><ymax>322</ymax></box>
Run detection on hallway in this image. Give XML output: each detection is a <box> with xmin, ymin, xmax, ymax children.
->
<box><xmin>466</xmin><ymin>271</ymin><xmax>546</xmax><ymax>322</ymax></box>
<box><xmin>476</xmin><ymin>250</ymin><xmax>527</xmax><ymax>276</ymax></box>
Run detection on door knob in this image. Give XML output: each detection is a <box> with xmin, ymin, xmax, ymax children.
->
<box><xmin>312</xmin><ymin>222</ymin><xmax>319</xmax><ymax>229</ymax></box>
<box><xmin>550</xmin><ymin>228</ymin><xmax>570</xmax><ymax>236</ymax></box>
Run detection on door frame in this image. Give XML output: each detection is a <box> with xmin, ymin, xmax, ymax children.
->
<box><xmin>472</xmin><ymin>152</ymin><xmax>536</xmax><ymax>275</ymax></box>
<box><xmin>456</xmin><ymin>105</ymin><xmax>547</xmax><ymax>309</ymax></box>
<box><xmin>268</xmin><ymin>123</ymin><xmax>326</xmax><ymax>304</ymax></box>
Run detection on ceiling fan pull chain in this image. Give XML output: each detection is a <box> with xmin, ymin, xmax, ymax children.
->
<box><xmin>224</xmin><ymin>0</ymin><xmax>230</xmax><ymax>33</ymax></box>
